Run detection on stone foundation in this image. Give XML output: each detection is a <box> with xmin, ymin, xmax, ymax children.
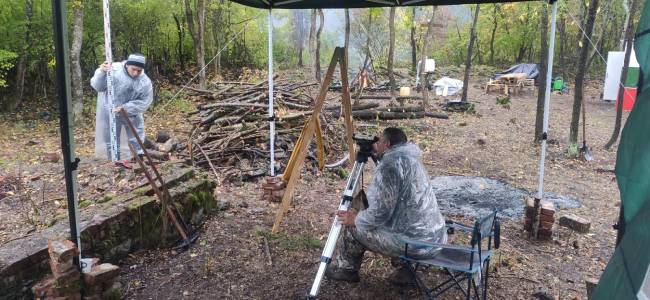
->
<box><xmin>0</xmin><ymin>165</ymin><xmax>216</xmax><ymax>299</ymax></box>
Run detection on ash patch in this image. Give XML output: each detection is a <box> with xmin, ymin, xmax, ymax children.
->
<box><xmin>431</xmin><ymin>176</ymin><xmax>580</xmax><ymax>219</ymax></box>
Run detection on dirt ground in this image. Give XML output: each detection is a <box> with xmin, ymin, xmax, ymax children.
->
<box><xmin>0</xmin><ymin>69</ymin><xmax>624</xmax><ymax>299</ymax></box>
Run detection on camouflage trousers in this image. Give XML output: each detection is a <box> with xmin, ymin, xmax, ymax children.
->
<box><xmin>334</xmin><ymin>192</ymin><xmax>445</xmax><ymax>271</ymax></box>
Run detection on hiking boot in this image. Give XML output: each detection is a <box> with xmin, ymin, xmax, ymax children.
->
<box><xmin>324</xmin><ymin>267</ymin><xmax>360</xmax><ymax>283</ymax></box>
<box><xmin>389</xmin><ymin>266</ymin><xmax>415</xmax><ymax>286</ymax></box>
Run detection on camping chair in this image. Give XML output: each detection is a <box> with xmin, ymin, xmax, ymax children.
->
<box><xmin>399</xmin><ymin>211</ymin><xmax>501</xmax><ymax>300</ymax></box>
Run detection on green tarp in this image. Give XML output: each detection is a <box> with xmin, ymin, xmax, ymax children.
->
<box><xmin>229</xmin><ymin>0</ymin><xmax>536</xmax><ymax>9</ymax></box>
<box><xmin>593</xmin><ymin>1</ymin><xmax>650</xmax><ymax>298</ymax></box>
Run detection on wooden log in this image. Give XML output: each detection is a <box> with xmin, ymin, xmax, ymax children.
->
<box><xmin>351</xmin><ymin>109</ymin><xmax>424</xmax><ymax>120</ymax></box>
<box><xmin>425</xmin><ymin>112</ymin><xmax>449</xmax><ymax>119</ymax></box>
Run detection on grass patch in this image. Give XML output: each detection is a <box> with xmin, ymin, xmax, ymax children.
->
<box><xmin>255</xmin><ymin>228</ymin><xmax>322</xmax><ymax>251</ymax></box>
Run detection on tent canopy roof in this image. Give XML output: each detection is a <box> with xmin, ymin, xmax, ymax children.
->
<box><xmin>230</xmin><ymin>0</ymin><xmax>540</xmax><ymax>9</ymax></box>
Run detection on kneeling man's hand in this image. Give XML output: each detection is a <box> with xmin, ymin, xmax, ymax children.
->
<box><xmin>337</xmin><ymin>209</ymin><xmax>357</xmax><ymax>227</ymax></box>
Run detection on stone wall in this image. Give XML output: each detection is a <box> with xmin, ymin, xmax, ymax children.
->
<box><xmin>0</xmin><ymin>166</ymin><xmax>216</xmax><ymax>299</ymax></box>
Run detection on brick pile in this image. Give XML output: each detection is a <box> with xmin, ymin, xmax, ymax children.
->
<box><xmin>524</xmin><ymin>197</ymin><xmax>556</xmax><ymax>239</ymax></box>
<box><xmin>261</xmin><ymin>176</ymin><xmax>286</xmax><ymax>202</ymax></box>
<box><xmin>82</xmin><ymin>263</ymin><xmax>122</xmax><ymax>300</ymax></box>
<box><xmin>31</xmin><ymin>239</ymin><xmax>122</xmax><ymax>300</ymax></box>
<box><xmin>32</xmin><ymin>239</ymin><xmax>82</xmax><ymax>300</ymax></box>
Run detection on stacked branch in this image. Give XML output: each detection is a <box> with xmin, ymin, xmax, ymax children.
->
<box><xmin>184</xmin><ymin>80</ymin><xmax>321</xmax><ymax>181</ymax></box>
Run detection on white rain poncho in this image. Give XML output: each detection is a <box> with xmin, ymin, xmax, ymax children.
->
<box><xmin>90</xmin><ymin>61</ymin><xmax>153</xmax><ymax>160</ymax></box>
<box><xmin>352</xmin><ymin>142</ymin><xmax>447</xmax><ymax>258</ymax></box>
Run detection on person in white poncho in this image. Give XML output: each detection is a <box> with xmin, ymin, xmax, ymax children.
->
<box><xmin>90</xmin><ymin>53</ymin><xmax>153</xmax><ymax>161</ymax></box>
<box><xmin>325</xmin><ymin>127</ymin><xmax>447</xmax><ymax>285</ymax></box>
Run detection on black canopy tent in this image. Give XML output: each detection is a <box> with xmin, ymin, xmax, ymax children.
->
<box><xmin>228</xmin><ymin>0</ymin><xmax>536</xmax><ymax>9</ymax></box>
<box><xmin>50</xmin><ymin>0</ymin><xmax>558</xmax><ymax>268</ymax></box>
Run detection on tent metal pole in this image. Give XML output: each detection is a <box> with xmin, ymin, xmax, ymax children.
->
<box><xmin>268</xmin><ymin>9</ymin><xmax>275</xmax><ymax>176</ymax></box>
<box><xmin>51</xmin><ymin>0</ymin><xmax>82</xmax><ymax>267</ymax></box>
<box><xmin>537</xmin><ymin>0</ymin><xmax>558</xmax><ymax>199</ymax></box>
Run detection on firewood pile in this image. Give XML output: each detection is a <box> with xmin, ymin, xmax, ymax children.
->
<box><xmin>183</xmin><ymin>80</ymin><xmax>338</xmax><ymax>182</ymax></box>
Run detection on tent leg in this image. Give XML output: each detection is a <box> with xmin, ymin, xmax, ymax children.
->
<box><xmin>537</xmin><ymin>1</ymin><xmax>558</xmax><ymax>200</ymax></box>
<box><xmin>268</xmin><ymin>9</ymin><xmax>275</xmax><ymax>176</ymax></box>
<box><xmin>52</xmin><ymin>0</ymin><xmax>81</xmax><ymax>267</ymax></box>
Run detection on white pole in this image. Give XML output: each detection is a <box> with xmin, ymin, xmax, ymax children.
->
<box><xmin>102</xmin><ymin>0</ymin><xmax>118</xmax><ymax>162</ymax></box>
<box><xmin>268</xmin><ymin>9</ymin><xmax>275</xmax><ymax>176</ymax></box>
<box><xmin>537</xmin><ymin>1</ymin><xmax>558</xmax><ymax>199</ymax></box>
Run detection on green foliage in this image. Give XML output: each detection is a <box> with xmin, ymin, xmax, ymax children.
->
<box><xmin>496</xmin><ymin>95</ymin><xmax>511</xmax><ymax>106</ymax></box>
<box><xmin>0</xmin><ymin>50</ymin><xmax>18</xmax><ymax>88</ymax></box>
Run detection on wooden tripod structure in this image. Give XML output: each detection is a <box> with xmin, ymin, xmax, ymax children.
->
<box><xmin>272</xmin><ymin>47</ymin><xmax>356</xmax><ymax>234</ymax></box>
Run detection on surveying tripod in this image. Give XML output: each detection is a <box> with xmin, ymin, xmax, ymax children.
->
<box><xmin>308</xmin><ymin>134</ymin><xmax>378</xmax><ymax>299</ymax></box>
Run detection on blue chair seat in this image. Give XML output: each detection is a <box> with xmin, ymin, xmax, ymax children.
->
<box><xmin>402</xmin><ymin>248</ymin><xmax>492</xmax><ymax>274</ymax></box>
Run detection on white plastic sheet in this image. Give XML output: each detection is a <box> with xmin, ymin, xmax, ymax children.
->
<box><xmin>433</xmin><ymin>77</ymin><xmax>464</xmax><ymax>96</ymax></box>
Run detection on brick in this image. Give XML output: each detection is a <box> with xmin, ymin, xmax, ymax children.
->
<box><xmin>540</xmin><ymin>220</ymin><xmax>554</xmax><ymax>231</ymax></box>
<box><xmin>538</xmin><ymin>228</ymin><xmax>553</xmax><ymax>237</ymax></box>
<box><xmin>540</xmin><ymin>213</ymin><xmax>554</xmax><ymax>223</ymax></box>
<box><xmin>264</xmin><ymin>176</ymin><xmax>282</xmax><ymax>184</ymax></box>
<box><xmin>262</xmin><ymin>180</ymin><xmax>286</xmax><ymax>190</ymax></box>
<box><xmin>49</xmin><ymin>259</ymin><xmax>75</xmax><ymax>276</ymax></box>
<box><xmin>32</xmin><ymin>277</ymin><xmax>55</xmax><ymax>297</ymax></box>
<box><xmin>559</xmin><ymin>214</ymin><xmax>591</xmax><ymax>233</ymax></box>
<box><xmin>83</xmin><ymin>264</ymin><xmax>120</xmax><ymax>287</ymax></box>
<box><xmin>51</xmin><ymin>269</ymin><xmax>82</xmax><ymax>294</ymax></box>
<box><xmin>48</xmin><ymin>239</ymin><xmax>79</xmax><ymax>265</ymax></box>
<box><xmin>540</xmin><ymin>201</ymin><xmax>555</xmax><ymax>216</ymax></box>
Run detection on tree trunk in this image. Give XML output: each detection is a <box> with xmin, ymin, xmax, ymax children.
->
<box><xmin>309</xmin><ymin>9</ymin><xmax>318</xmax><ymax>82</ymax></box>
<box><xmin>605</xmin><ymin>0</ymin><xmax>639</xmax><ymax>149</ymax></box>
<box><xmin>366</xmin><ymin>10</ymin><xmax>373</xmax><ymax>63</ymax></box>
<box><xmin>620</xmin><ymin>0</ymin><xmax>631</xmax><ymax>50</ymax></box>
<box><xmin>558</xmin><ymin>17</ymin><xmax>566</xmax><ymax>79</ymax></box>
<box><xmin>184</xmin><ymin>0</ymin><xmax>206</xmax><ymax>89</ymax></box>
<box><xmin>345</xmin><ymin>9</ymin><xmax>350</xmax><ymax>63</ymax></box>
<box><xmin>7</xmin><ymin>0</ymin><xmax>33</xmax><ymax>112</ymax></box>
<box><xmin>174</xmin><ymin>14</ymin><xmax>185</xmax><ymax>70</ymax></box>
<box><xmin>461</xmin><ymin>4</ymin><xmax>480</xmax><ymax>103</ymax></box>
<box><xmin>418</xmin><ymin>7</ymin><xmax>437</xmax><ymax>109</ymax></box>
<box><xmin>568</xmin><ymin>0</ymin><xmax>599</xmax><ymax>157</ymax></box>
<box><xmin>211</xmin><ymin>6</ymin><xmax>223</xmax><ymax>75</ymax></box>
<box><xmin>489</xmin><ymin>4</ymin><xmax>498</xmax><ymax>65</ymax></box>
<box><xmin>293</xmin><ymin>10</ymin><xmax>306</xmax><ymax>67</ymax></box>
<box><xmin>70</xmin><ymin>1</ymin><xmax>84</xmax><ymax>123</ymax></box>
<box><xmin>535</xmin><ymin>3</ymin><xmax>548</xmax><ymax>143</ymax></box>
<box><xmin>410</xmin><ymin>7</ymin><xmax>417</xmax><ymax>74</ymax></box>
<box><xmin>388</xmin><ymin>7</ymin><xmax>397</xmax><ymax>96</ymax></box>
<box><xmin>314</xmin><ymin>9</ymin><xmax>324</xmax><ymax>83</ymax></box>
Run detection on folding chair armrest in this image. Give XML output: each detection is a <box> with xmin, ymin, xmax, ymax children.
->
<box><xmin>445</xmin><ymin>220</ymin><xmax>474</xmax><ymax>233</ymax></box>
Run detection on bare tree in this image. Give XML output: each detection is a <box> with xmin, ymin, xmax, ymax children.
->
<box><xmin>7</xmin><ymin>0</ymin><xmax>33</xmax><ymax>112</ymax></box>
<box><xmin>489</xmin><ymin>4</ymin><xmax>499</xmax><ymax>65</ymax></box>
<box><xmin>605</xmin><ymin>0</ymin><xmax>639</xmax><ymax>149</ymax></box>
<box><xmin>211</xmin><ymin>5</ymin><xmax>223</xmax><ymax>75</ymax></box>
<box><xmin>313</xmin><ymin>9</ymin><xmax>324</xmax><ymax>83</ymax></box>
<box><xmin>184</xmin><ymin>0</ymin><xmax>207</xmax><ymax>89</ymax></box>
<box><xmin>461</xmin><ymin>4</ymin><xmax>481</xmax><ymax>103</ymax></box>
<box><xmin>418</xmin><ymin>6</ymin><xmax>438</xmax><ymax>109</ymax></box>
<box><xmin>568</xmin><ymin>0</ymin><xmax>599</xmax><ymax>157</ymax></box>
<box><xmin>620</xmin><ymin>0</ymin><xmax>631</xmax><ymax>50</ymax></box>
<box><xmin>345</xmin><ymin>9</ymin><xmax>350</xmax><ymax>62</ymax></box>
<box><xmin>410</xmin><ymin>7</ymin><xmax>417</xmax><ymax>74</ymax></box>
<box><xmin>70</xmin><ymin>0</ymin><xmax>84</xmax><ymax>122</ymax></box>
<box><xmin>309</xmin><ymin>9</ymin><xmax>318</xmax><ymax>82</ymax></box>
<box><xmin>292</xmin><ymin>10</ymin><xmax>307</xmax><ymax>67</ymax></box>
<box><xmin>535</xmin><ymin>3</ymin><xmax>548</xmax><ymax>143</ymax></box>
<box><xmin>388</xmin><ymin>7</ymin><xmax>397</xmax><ymax>96</ymax></box>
